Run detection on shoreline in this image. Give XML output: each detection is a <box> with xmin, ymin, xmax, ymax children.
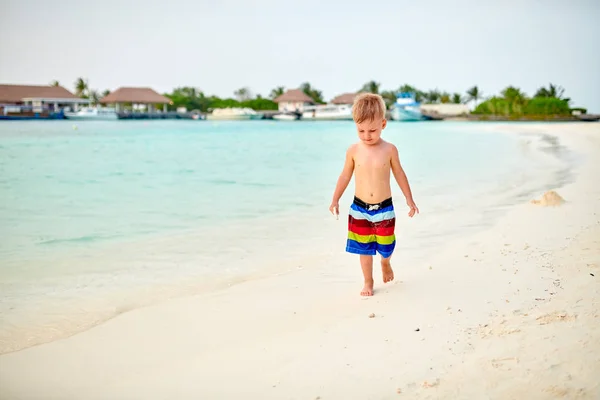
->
<box><xmin>0</xmin><ymin>122</ymin><xmax>599</xmax><ymax>399</ymax></box>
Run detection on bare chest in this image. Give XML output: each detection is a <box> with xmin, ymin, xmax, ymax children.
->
<box><xmin>355</xmin><ymin>153</ymin><xmax>390</xmax><ymax>172</ymax></box>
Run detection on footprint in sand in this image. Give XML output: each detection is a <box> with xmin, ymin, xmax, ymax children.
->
<box><xmin>536</xmin><ymin>311</ymin><xmax>577</xmax><ymax>325</ymax></box>
<box><xmin>543</xmin><ymin>386</ymin><xmax>588</xmax><ymax>397</ymax></box>
<box><xmin>421</xmin><ymin>379</ymin><xmax>440</xmax><ymax>388</ymax></box>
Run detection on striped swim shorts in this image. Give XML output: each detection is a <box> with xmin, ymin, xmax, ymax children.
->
<box><xmin>346</xmin><ymin>196</ymin><xmax>396</xmax><ymax>258</ymax></box>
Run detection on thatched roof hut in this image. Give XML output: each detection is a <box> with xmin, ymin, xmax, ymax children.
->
<box><xmin>0</xmin><ymin>84</ymin><xmax>84</xmax><ymax>104</ymax></box>
<box><xmin>330</xmin><ymin>92</ymin><xmax>358</xmax><ymax>105</ymax></box>
<box><xmin>100</xmin><ymin>87</ymin><xmax>171</xmax><ymax>104</ymax></box>
<box><xmin>273</xmin><ymin>89</ymin><xmax>316</xmax><ymax>112</ymax></box>
<box><xmin>273</xmin><ymin>89</ymin><xmax>315</xmax><ymax>104</ymax></box>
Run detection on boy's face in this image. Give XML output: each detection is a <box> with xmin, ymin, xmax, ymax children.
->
<box><xmin>356</xmin><ymin>118</ymin><xmax>387</xmax><ymax>145</ymax></box>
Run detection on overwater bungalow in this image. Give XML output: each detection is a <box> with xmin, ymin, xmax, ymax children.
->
<box><xmin>0</xmin><ymin>84</ymin><xmax>88</xmax><ymax>119</ymax></box>
<box><xmin>100</xmin><ymin>87</ymin><xmax>172</xmax><ymax>116</ymax></box>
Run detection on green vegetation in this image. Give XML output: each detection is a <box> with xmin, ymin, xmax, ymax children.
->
<box><xmin>299</xmin><ymin>82</ymin><xmax>325</xmax><ymax>104</ymax></box>
<box><xmin>472</xmin><ymin>84</ymin><xmax>572</xmax><ymax>119</ymax></box>
<box><xmin>357</xmin><ymin>81</ymin><xmax>580</xmax><ymax>119</ymax></box>
<box><xmin>163</xmin><ymin>81</ymin><xmax>326</xmax><ymax>112</ymax></box>
<box><xmin>164</xmin><ymin>87</ymin><xmax>278</xmax><ymax>112</ymax></box>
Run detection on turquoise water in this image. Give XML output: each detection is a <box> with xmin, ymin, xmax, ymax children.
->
<box><xmin>0</xmin><ymin>120</ymin><xmax>574</xmax><ymax>352</ymax></box>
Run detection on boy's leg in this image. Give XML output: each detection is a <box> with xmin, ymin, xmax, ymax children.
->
<box><xmin>360</xmin><ymin>255</ymin><xmax>374</xmax><ymax>296</ymax></box>
<box><xmin>381</xmin><ymin>255</ymin><xmax>394</xmax><ymax>283</ymax></box>
<box><xmin>347</xmin><ymin>198</ymin><xmax>378</xmax><ymax>295</ymax></box>
<box><xmin>373</xmin><ymin>201</ymin><xmax>396</xmax><ymax>284</ymax></box>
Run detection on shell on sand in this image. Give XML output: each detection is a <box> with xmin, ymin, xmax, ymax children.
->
<box><xmin>530</xmin><ymin>190</ymin><xmax>566</xmax><ymax>207</ymax></box>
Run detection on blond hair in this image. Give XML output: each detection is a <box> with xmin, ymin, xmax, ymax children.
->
<box><xmin>352</xmin><ymin>93</ymin><xmax>386</xmax><ymax>123</ymax></box>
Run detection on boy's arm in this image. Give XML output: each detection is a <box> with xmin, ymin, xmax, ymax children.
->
<box><xmin>390</xmin><ymin>144</ymin><xmax>419</xmax><ymax>216</ymax></box>
<box><xmin>329</xmin><ymin>145</ymin><xmax>355</xmax><ymax>214</ymax></box>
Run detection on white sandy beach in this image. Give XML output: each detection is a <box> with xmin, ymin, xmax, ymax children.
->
<box><xmin>0</xmin><ymin>122</ymin><xmax>599</xmax><ymax>400</ymax></box>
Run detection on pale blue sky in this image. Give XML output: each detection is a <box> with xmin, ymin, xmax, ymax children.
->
<box><xmin>1</xmin><ymin>0</ymin><xmax>599</xmax><ymax>112</ymax></box>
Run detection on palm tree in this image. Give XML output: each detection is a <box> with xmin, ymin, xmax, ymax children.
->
<box><xmin>452</xmin><ymin>93</ymin><xmax>463</xmax><ymax>104</ymax></box>
<box><xmin>359</xmin><ymin>80</ymin><xmax>380</xmax><ymax>94</ymax></box>
<box><xmin>501</xmin><ymin>86</ymin><xmax>528</xmax><ymax>115</ymax></box>
<box><xmin>89</xmin><ymin>90</ymin><xmax>100</xmax><ymax>105</ymax></box>
<box><xmin>380</xmin><ymin>90</ymin><xmax>397</xmax><ymax>108</ymax></box>
<box><xmin>501</xmin><ymin>86</ymin><xmax>527</xmax><ymax>102</ymax></box>
<box><xmin>234</xmin><ymin>87</ymin><xmax>252</xmax><ymax>102</ymax></box>
<box><xmin>75</xmin><ymin>77</ymin><xmax>88</xmax><ymax>98</ymax></box>
<box><xmin>300</xmin><ymin>82</ymin><xmax>324</xmax><ymax>104</ymax></box>
<box><xmin>102</xmin><ymin>89</ymin><xmax>110</xmax><ymax>97</ymax></box>
<box><xmin>50</xmin><ymin>80</ymin><xmax>60</xmax><ymax>87</ymax></box>
<box><xmin>425</xmin><ymin>89</ymin><xmax>441</xmax><ymax>104</ymax></box>
<box><xmin>534</xmin><ymin>83</ymin><xmax>568</xmax><ymax>101</ymax></box>
<box><xmin>398</xmin><ymin>84</ymin><xmax>417</xmax><ymax>93</ymax></box>
<box><xmin>466</xmin><ymin>86</ymin><xmax>482</xmax><ymax>108</ymax></box>
<box><xmin>397</xmin><ymin>84</ymin><xmax>425</xmax><ymax>103</ymax></box>
<box><xmin>269</xmin><ymin>86</ymin><xmax>285</xmax><ymax>99</ymax></box>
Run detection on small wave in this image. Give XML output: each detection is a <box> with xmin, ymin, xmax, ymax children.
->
<box><xmin>205</xmin><ymin>179</ymin><xmax>277</xmax><ymax>188</ymax></box>
<box><xmin>207</xmin><ymin>178</ymin><xmax>237</xmax><ymax>185</ymax></box>
<box><xmin>38</xmin><ymin>234</ymin><xmax>122</xmax><ymax>246</ymax></box>
<box><xmin>240</xmin><ymin>182</ymin><xmax>278</xmax><ymax>188</ymax></box>
<box><xmin>176</xmin><ymin>169</ymin><xmax>196</xmax><ymax>174</ymax></box>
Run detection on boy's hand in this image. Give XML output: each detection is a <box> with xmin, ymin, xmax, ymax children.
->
<box><xmin>407</xmin><ymin>200</ymin><xmax>419</xmax><ymax>217</ymax></box>
<box><xmin>329</xmin><ymin>202</ymin><xmax>339</xmax><ymax>219</ymax></box>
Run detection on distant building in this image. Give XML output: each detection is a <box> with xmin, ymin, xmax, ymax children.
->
<box><xmin>273</xmin><ymin>89</ymin><xmax>315</xmax><ymax>113</ymax></box>
<box><xmin>100</xmin><ymin>87</ymin><xmax>172</xmax><ymax>113</ymax></box>
<box><xmin>330</xmin><ymin>93</ymin><xmax>358</xmax><ymax>105</ymax></box>
<box><xmin>0</xmin><ymin>84</ymin><xmax>87</xmax><ymax>111</ymax></box>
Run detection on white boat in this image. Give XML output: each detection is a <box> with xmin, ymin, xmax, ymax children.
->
<box><xmin>301</xmin><ymin>104</ymin><xmax>353</xmax><ymax>120</ymax></box>
<box><xmin>273</xmin><ymin>112</ymin><xmax>300</xmax><ymax>121</ymax></box>
<box><xmin>389</xmin><ymin>92</ymin><xmax>425</xmax><ymax>121</ymax></box>
<box><xmin>206</xmin><ymin>107</ymin><xmax>264</xmax><ymax>120</ymax></box>
<box><xmin>64</xmin><ymin>107</ymin><xmax>118</xmax><ymax>120</ymax></box>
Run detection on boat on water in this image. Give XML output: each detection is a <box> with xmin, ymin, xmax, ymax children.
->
<box><xmin>64</xmin><ymin>107</ymin><xmax>118</xmax><ymax>120</ymax></box>
<box><xmin>389</xmin><ymin>92</ymin><xmax>425</xmax><ymax>121</ymax></box>
<box><xmin>273</xmin><ymin>112</ymin><xmax>301</xmax><ymax>121</ymax></box>
<box><xmin>206</xmin><ymin>107</ymin><xmax>264</xmax><ymax>121</ymax></box>
<box><xmin>577</xmin><ymin>114</ymin><xmax>600</xmax><ymax>122</ymax></box>
<box><xmin>301</xmin><ymin>104</ymin><xmax>353</xmax><ymax>120</ymax></box>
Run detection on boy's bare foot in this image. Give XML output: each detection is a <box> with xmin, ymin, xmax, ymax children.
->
<box><xmin>361</xmin><ymin>279</ymin><xmax>374</xmax><ymax>296</ymax></box>
<box><xmin>382</xmin><ymin>259</ymin><xmax>394</xmax><ymax>283</ymax></box>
